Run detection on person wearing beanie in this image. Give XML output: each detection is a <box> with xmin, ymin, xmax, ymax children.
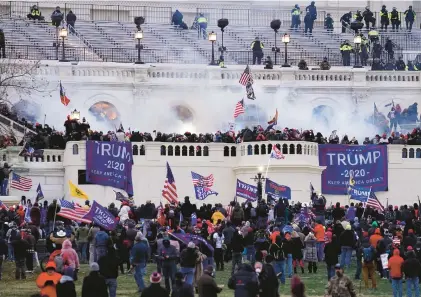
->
<box><xmin>36</xmin><ymin>261</ymin><xmax>62</xmax><ymax>297</ymax></box>
<box><xmin>198</xmin><ymin>265</ymin><xmax>222</xmax><ymax>297</ymax></box>
<box><xmin>171</xmin><ymin>271</ymin><xmax>194</xmax><ymax>297</ymax></box>
<box><xmin>131</xmin><ymin>232</ymin><xmax>150</xmax><ymax>292</ymax></box>
<box><xmin>402</xmin><ymin>250</ymin><xmax>421</xmax><ymax>297</ymax></box>
<box><xmin>157</xmin><ymin>238</ymin><xmax>179</xmax><ymax>291</ymax></box>
<box><xmin>180</xmin><ymin>241</ymin><xmax>199</xmax><ymax>285</ymax></box>
<box><xmin>141</xmin><ymin>272</ymin><xmax>169</xmax><ymax>297</ymax></box>
<box><xmin>325</xmin><ymin>264</ymin><xmax>356</xmax><ymax>297</ymax></box>
<box><xmin>81</xmin><ymin>262</ymin><xmax>108</xmax><ymax>297</ymax></box>
<box><xmin>98</xmin><ymin>246</ymin><xmax>120</xmax><ymax>297</ymax></box>
<box><xmin>388</xmin><ymin>249</ymin><xmax>404</xmax><ymax>297</ymax></box>
<box><xmin>56</xmin><ymin>267</ymin><xmax>76</xmax><ymax>297</ymax></box>
<box><xmin>291</xmin><ymin>275</ymin><xmax>306</xmax><ymax>297</ymax></box>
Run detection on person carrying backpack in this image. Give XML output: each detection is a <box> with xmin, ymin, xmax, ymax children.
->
<box><xmin>361</xmin><ymin>243</ymin><xmax>377</xmax><ymax>289</ymax></box>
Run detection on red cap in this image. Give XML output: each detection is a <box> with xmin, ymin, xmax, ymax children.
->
<box><xmin>408</xmin><ymin>246</ymin><xmax>414</xmax><ymax>251</ymax></box>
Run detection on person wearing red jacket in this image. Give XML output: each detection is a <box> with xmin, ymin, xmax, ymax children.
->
<box><xmin>388</xmin><ymin>249</ymin><xmax>404</xmax><ymax>297</ymax></box>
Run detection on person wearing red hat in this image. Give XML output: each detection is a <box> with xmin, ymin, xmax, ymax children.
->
<box><xmin>140</xmin><ymin>272</ymin><xmax>169</xmax><ymax>297</ymax></box>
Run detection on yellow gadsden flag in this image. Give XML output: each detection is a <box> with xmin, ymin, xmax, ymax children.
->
<box><xmin>68</xmin><ymin>181</ymin><xmax>89</xmax><ymax>200</ymax></box>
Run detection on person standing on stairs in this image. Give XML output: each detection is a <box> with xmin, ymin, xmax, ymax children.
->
<box><xmin>340</xmin><ymin>12</ymin><xmax>352</xmax><ymax>33</ymax></box>
<box><xmin>66</xmin><ymin>11</ymin><xmax>77</xmax><ymax>34</ymax></box>
<box><xmin>250</xmin><ymin>37</ymin><xmax>264</xmax><ymax>65</ymax></box>
<box><xmin>196</xmin><ymin>13</ymin><xmax>208</xmax><ymax>40</ymax></box>
<box><xmin>0</xmin><ymin>29</ymin><xmax>5</xmax><ymax>59</ymax></box>
<box><xmin>291</xmin><ymin>5</ymin><xmax>302</xmax><ymax>30</ymax></box>
<box><xmin>304</xmin><ymin>11</ymin><xmax>314</xmax><ymax>34</ymax></box>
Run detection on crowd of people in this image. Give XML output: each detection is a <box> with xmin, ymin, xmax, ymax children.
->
<box><xmin>1</xmin><ymin>193</ymin><xmax>421</xmax><ymax>297</ymax></box>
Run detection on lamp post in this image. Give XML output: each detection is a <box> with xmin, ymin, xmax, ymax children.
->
<box><xmin>353</xmin><ymin>35</ymin><xmax>363</xmax><ymax>68</ymax></box>
<box><xmin>218</xmin><ymin>18</ymin><xmax>229</xmax><ymax>65</ymax></box>
<box><xmin>252</xmin><ymin>166</ymin><xmax>267</xmax><ymax>202</ymax></box>
<box><xmin>208</xmin><ymin>31</ymin><xmax>217</xmax><ymax>66</ymax></box>
<box><xmin>281</xmin><ymin>33</ymin><xmax>291</xmax><ymax>67</ymax></box>
<box><xmin>70</xmin><ymin>109</ymin><xmax>80</xmax><ymax>120</ymax></box>
<box><xmin>270</xmin><ymin>19</ymin><xmax>281</xmax><ymax>65</ymax></box>
<box><xmin>134</xmin><ymin>29</ymin><xmax>144</xmax><ymax>64</ymax></box>
<box><xmin>59</xmin><ymin>27</ymin><xmax>68</xmax><ymax>62</ymax></box>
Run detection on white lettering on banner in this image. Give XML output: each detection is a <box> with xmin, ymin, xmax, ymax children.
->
<box><xmin>95</xmin><ymin>142</ymin><xmax>132</xmax><ymax>163</ymax></box>
<box><xmin>237</xmin><ymin>181</ymin><xmax>257</xmax><ymax>193</ymax></box>
<box><xmin>326</xmin><ymin>151</ymin><xmax>382</xmax><ymax>166</ymax></box>
<box><xmin>94</xmin><ymin>207</ymin><xmax>114</xmax><ymax>224</ymax></box>
<box><xmin>352</xmin><ymin>189</ymin><xmax>370</xmax><ymax>197</ymax></box>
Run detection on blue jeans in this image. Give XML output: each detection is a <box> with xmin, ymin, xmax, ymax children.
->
<box><xmin>406</xmin><ymin>277</ymin><xmax>420</xmax><ymax>297</ymax></box>
<box><xmin>199</xmin><ymin>23</ymin><xmax>207</xmax><ymax>39</ymax></box>
<box><xmin>162</xmin><ymin>262</ymin><xmax>176</xmax><ymax>291</ymax></box>
<box><xmin>392</xmin><ymin>279</ymin><xmax>403</xmax><ymax>297</ymax></box>
<box><xmin>134</xmin><ymin>263</ymin><xmax>146</xmax><ymax>291</ymax></box>
<box><xmin>79</xmin><ymin>242</ymin><xmax>88</xmax><ymax>262</ymax></box>
<box><xmin>340</xmin><ymin>246</ymin><xmax>353</xmax><ymax>269</ymax></box>
<box><xmin>1</xmin><ymin>179</ymin><xmax>8</xmax><ymax>196</ymax></box>
<box><xmin>7</xmin><ymin>243</ymin><xmax>14</xmax><ymax>261</ymax></box>
<box><xmin>246</xmin><ymin>245</ymin><xmax>255</xmax><ymax>266</ymax></box>
<box><xmin>180</xmin><ymin>267</ymin><xmax>195</xmax><ymax>285</ymax></box>
<box><xmin>316</xmin><ymin>242</ymin><xmax>324</xmax><ymax>262</ymax></box>
<box><xmin>274</xmin><ymin>260</ymin><xmax>285</xmax><ymax>284</ymax></box>
<box><xmin>286</xmin><ymin>254</ymin><xmax>293</xmax><ymax>277</ymax></box>
<box><xmin>105</xmin><ymin>278</ymin><xmax>117</xmax><ymax>297</ymax></box>
<box><xmin>327</xmin><ymin>264</ymin><xmax>335</xmax><ymax>280</ymax></box>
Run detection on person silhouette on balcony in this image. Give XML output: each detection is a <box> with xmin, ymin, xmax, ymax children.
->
<box><xmin>172</xmin><ymin>10</ymin><xmax>183</xmax><ymax>27</ymax></box>
<box><xmin>66</xmin><ymin>11</ymin><xmax>77</xmax><ymax>34</ymax></box>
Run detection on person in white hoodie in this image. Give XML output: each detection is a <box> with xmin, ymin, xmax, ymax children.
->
<box><xmin>118</xmin><ymin>201</ymin><xmax>131</xmax><ymax>224</ymax></box>
<box><xmin>116</xmin><ymin>129</ymin><xmax>126</xmax><ymax>142</ymax></box>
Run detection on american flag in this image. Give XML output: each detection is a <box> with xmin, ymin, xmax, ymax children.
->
<box><xmin>10</xmin><ymin>173</ymin><xmax>32</xmax><ymax>191</ymax></box>
<box><xmin>192</xmin><ymin>171</ymin><xmax>214</xmax><ymax>188</ymax></box>
<box><xmin>366</xmin><ymin>191</ymin><xmax>384</xmax><ymax>213</ymax></box>
<box><xmin>239</xmin><ymin>65</ymin><xmax>253</xmax><ymax>86</ymax></box>
<box><xmin>0</xmin><ymin>201</ymin><xmax>9</xmax><ymax>211</ymax></box>
<box><xmin>233</xmin><ymin>99</ymin><xmax>245</xmax><ymax>118</ymax></box>
<box><xmin>57</xmin><ymin>199</ymin><xmax>91</xmax><ymax>223</ymax></box>
<box><xmin>162</xmin><ymin>162</ymin><xmax>178</xmax><ymax>204</ymax></box>
<box><xmin>270</xmin><ymin>145</ymin><xmax>285</xmax><ymax>159</ymax></box>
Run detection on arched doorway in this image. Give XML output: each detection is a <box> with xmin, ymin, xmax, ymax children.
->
<box><xmin>88</xmin><ymin>101</ymin><xmax>120</xmax><ymax>127</ymax></box>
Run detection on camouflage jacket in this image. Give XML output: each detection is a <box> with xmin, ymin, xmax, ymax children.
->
<box><xmin>325</xmin><ymin>275</ymin><xmax>356</xmax><ymax>297</ymax></box>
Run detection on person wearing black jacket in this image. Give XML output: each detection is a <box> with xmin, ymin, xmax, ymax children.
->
<box><xmin>258</xmin><ymin>263</ymin><xmax>279</xmax><ymax>297</ymax></box>
<box><xmin>180</xmin><ymin>242</ymin><xmax>198</xmax><ymax>285</ymax></box>
<box><xmin>171</xmin><ymin>271</ymin><xmax>194</xmax><ymax>297</ymax></box>
<box><xmin>228</xmin><ymin>263</ymin><xmax>259</xmax><ymax>297</ymax></box>
<box><xmin>13</xmin><ymin>236</ymin><xmax>29</xmax><ymax>280</ymax></box>
<box><xmin>98</xmin><ymin>247</ymin><xmax>119</xmax><ymax>297</ymax></box>
<box><xmin>231</xmin><ymin>230</ymin><xmax>244</xmax><ymax>275</ymax></box>
<box><xmin>66</xmin><ymin>10</ymin><xmax>76</xmax><ymax>33</ymax></box>
<box><xmin>324</xmin><ymin>235</ymin><xmax>340</xmax><ymax>280</ymax></box>
<box><xmin>198</xmin><ymin>265</ymin><xmax>222</xmax><ymax>297</ymax></box>
<box><xmin>47</xmin><ymin>199</ymin><xmax>61</xmax><ymax>232</ymax></box>
<box><xmin>269</xmin><ymin>235</ymin><xmax>285</xmax><ymax>284</ymax></box>
<box><xmin>0</xmin><ymin>237</ymin><xmax>7</xmax><ymax>280</ymax></box>
<box><xmin>402</xmin><ymin>250</ymin><xmax>421</xmax><ymax>295</ymax></box>
<box><xmin>332</xmin><ymin>203</ymin><xmax>345</xmax><ymax>221</ymax></box>
<box><xmin>339</xmin><ymin>225</ymin><xmax>356</xmax><ymax>269</ymax></box>
<box><xmin>82</xmin><ymin>263</ymin><xmax>108</xmax><ymax>297</ymax></box>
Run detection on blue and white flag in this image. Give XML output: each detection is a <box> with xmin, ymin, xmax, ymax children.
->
<box><xmin>236</xmin><ymin>179</ymin><xmax>258</xmax><ymax>201</ymax></box>
<box><xmin>191</xmin><ymin>171</ymin><xmax>218</xmax><ymax>200</ymax></box>
<box><xmin>348</xmin><ymin>185</ymin><xmax>370</xmax><ymax>202</ymax></box>
<box><xmin>36</xmin><ymin>183</ymin><xmax>44</xmax><ymax>202</ymax></box>
<box><xmin>191</xmin><ymin>212</ymin><xmax>197</xmax><ymax>226</ymax></box>
<box><xmin>24</xmin><ymin>205</ymin><xmax>31</xmax><ymax>223</ymax></box>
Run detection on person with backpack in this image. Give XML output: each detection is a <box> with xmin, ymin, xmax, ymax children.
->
<box><xmin>56</xmin><ymin>267</ymin><xmax>77</xmax><ymax>297</ymax></box>
<box><xmin>94</xmin><ymin>227</ymin><xmax>109</xmax><ymax>262</ymax></box>
<box><xmin>269</xmin><ymin>234</ymin><xmax>286</xmax><ymax>285</ymax></box>
<box><xmin>361</xmin><ymin>242</ymin><xmax>377</xmax><ymax>289</ymax></box>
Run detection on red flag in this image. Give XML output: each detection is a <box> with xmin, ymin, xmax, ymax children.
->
<box><xmin>60</xmin><ymin>81</ymin><xmax>70</xmax><ymax>106</ymax></box>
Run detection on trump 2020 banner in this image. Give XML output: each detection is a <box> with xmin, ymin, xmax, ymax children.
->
<box><xmin>265</xmin><ymin>179</ymin><xmax>291</xmax><ymax>200</ymax></box>
<box><xmin>236</xmin><ymin>179</ymin><xmax>258</xmax><ymax>201</ymax></box>
<box><xmin>318</xmin><ymin>145</ymin><xmax>388</xmax><ymax>194</ymax></box>
<box><xmin>86</xmin><ymin>141</ymin><xmax>134</xmax><ymax>195</ymax></box>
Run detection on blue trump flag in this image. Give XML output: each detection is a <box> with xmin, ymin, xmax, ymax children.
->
<box><xmin>236</xmin><ymin>179</ymin><xmax>258</xmax><ymax>201</ymax></box>
<box><xmin>24</xmin><ymin>205</ymin><xmax>31</xmax><ymax>223</ymax></box>
<box><xmin>83</xmin><ymin>200</ymin><xmax>117</xmax><ymax>231</ymax></box>
<box><xmin>348</xmin><ymin>185</ymin><xmax>370</xmax><ymax>202</ymax></box>
<box><xmin>36</xmin><ymin>183</ymin><xmax>44</xmax><ymax>202</ymax></box>
<box><xmin>318</xmin><ymin>145</ymin><xmax>388</xmax><ymax>194</ymax></box>
<box><xmin>86</xmin><ymin>141</ymin><xmax>134</xmax><ymax>195</ymax></box>
<box><xmin>265</xmin><ymin>179</ymin><xmax>291</xmax><ymax>200</ymax></box>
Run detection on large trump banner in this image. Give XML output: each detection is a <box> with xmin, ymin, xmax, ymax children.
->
<box><xmin>236</xmin><ymin>179</ymin><xmax>258</xmax><ymax>201</ymax></box>
<box><xmin>265</xmin><ymin>179</ymin><xmax>291</xmax><ymax>200</ymax></box>
<box><xmin>86</xmin><ymin>141</ymin><xmax>134</xmax><ymax>195</ymax></box>
<box><xmin>318</xmin><ymin>145</ymin><xmax>388</xmax><ymax>194</ymax></box>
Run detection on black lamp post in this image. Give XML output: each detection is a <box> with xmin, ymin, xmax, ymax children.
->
<box><xmin>282</xmin><ymin>33</ymin><xmax>291</xmax><ymax>67</ymax></box>
<box><xmin>208</xmin><ymin>31</ymin><xmax>217</xmax><ymax>66</ymax></box>
<box><xmin>134</xmin><ymin>29</ymin><xmax>144</xmax><ymax>64</ymax></box>
<box><xmin>252</xmin><ymin>167</ymin><xmax>267</xmax><ymax>202</ymax></box>
<box><xmin>218</xmin><ymin>18</ymin><xmax>229</xmax><ymax>64</ymax></box>
<box><xmin>59</xmin><ymin>27</ymin><xmax>68</xmax><ymax>62</ymax></box>
<box><xmin>353</xmin><ymin>35</ymin><xmax>363</xmax><ymax>68</ymax></box>
<box><xmin>271</xmin><ymin>19</ymin><xmax>281</xmax><ymax>65</ymax></box>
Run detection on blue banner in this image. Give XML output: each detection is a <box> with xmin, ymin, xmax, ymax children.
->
<box><xmin>193</xmin><ymin>186</ymin><xmax>218</xmax><ymax>200</ymax></box>
<box><xmin>86</xmin><ymin>141</ymin><xmax>134</xmax><ymax>195</ymax></box>
<box><xmin>265</xmin><ymin>179</ymin><xmax>291</xmax><ymax>200</ymax></box>
<box><xmin>348</xmin><ymin>185</ymin><xmax>370</xmax><ymax>202</ymax></box>
<box><xmin>318</xmin><ymin>145</ymin><xmax>388</xmax><ymax>194</ymax></box>
<box><xmin>236</xmin><ymin>179</ymin><xmax>258</xmax><ymax>201</ymax></box>
<box><xmin>83</xmin><ymin>200</ymin><xmax>117</xmax><ymax>231</ymax></box>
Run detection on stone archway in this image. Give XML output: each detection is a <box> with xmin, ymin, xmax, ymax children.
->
<box><xmin>88</xmin><ymin>101</ymin><xmax>120</xmax><ymax>127</ymax></box>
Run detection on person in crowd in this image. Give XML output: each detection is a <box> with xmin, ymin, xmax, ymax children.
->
<box><xmin>27</xmin><ymin>5</ymin><xmax>43</xmax><ymax>21</ymax></box>
<box><xmin>12</xmin><ymin>230</ymin><xmax>28</xmax><ymax>279</ymax></box>
<box><xmin>257</xmin><ymin>260</ymin><xmax>278</xmax><ymax>297</ymax></box>
<box><xmin>158</xmin><ymin>238</ymin><xmax>179</xmax><ymax>291</ymax></box>
<box><xmin>76</xmin><ymin>222</ymin><xmax>89</xmax><ymax>263</ymax></box>
<box><xmin>320</xmin><ymin>57</ymin><xmax>331</xmax><ymax>70</ymax></box>
<box><xmin>404</xmin><ymin>6</ymin><xmax>416</xmax><ymax>31</ymax></box>
<box><xmin>66</xmin><ymin>10</ymin><xmax>77</xmax><ymax>34</ymax></box>
<box><xmin>324</xmin><ymin>13</ymin><xmax>334</xmax><ymax>32</ymax></box>
<box><xmin>340</xmin><ymin>224</ymin><xmax>355</xmax><ymax>269</ymax></box>
<box><xmin>361</xmin><ymin>239</ymin><xmax>377</xmax><ymax>289</ymax></box>
<box><xmin>131</xmin><ymin>233</ymin><xmax>150</xmax><ymax>292</ymax></box>
<box><xmin>388</xmin><ymin>248</ymin><xmax>404</xmax><ymax>297</ymax></box>
<box><xmin>36</xmin><ymin>262</ymin><xmax>62</xmax><ymax>297</ymax></box>
<box><xmin>402</xmin><ymin>249</ymin><xmax>421</xmax><ymax>297</ymax></box>
<box><xmin>325</xmin><ymin>264</ymin><xmax>356</xmax><ymax>297</ymax></box>
<box><xmin>94</xmin><ymin>227</ymin><xmax>109</xmax><ymax>261</ymax></box>
<box><xmin>141</xmin><ymin>272</ymin><xmax>169</xmax><ymax>297</ymax></box>
<box><xmin>61</xmin><ymin>239</ymin><xmax>80</xmax><ymax>279</ymax></box>
<box><xmin>228</xmin><ymin>263</ymin><xmax>259</xmax><ymax>297</ymax></box>
<box><xmin>98</xmin><ymin>246</ymin><xmax>119</xmax><ymax>297</ymax></box>
<box><xmin>171</xmin><ymin>271</ymin><xmax>194</xmax><ymax>297</ymax></box>
<box><xmin>231</xmin><ymin>227</ymin><xmax>244</xmax><ymax>275</ymax></box>
<box><xmin>1</xmin><ymin>163</ymin><xmax>12</xmax><ymax>196</ymax></box>
<box><xmin>51</xmin><ymin>6</ymin><xmax>64</xmax><ymax>27</ymax></box>
<box><xmin>82</xmin><ymin>262</ymin><xmax>108</xmax><ymax>297</ymax></box>
<box><xmin>213</xmin><ymin>227</ymin><xmax>225</xmax><ymax>271</ymax></box>
<box><xmin>198</xmin><ymin>265</ymin><xmax>222</xmax><ymax>297</ymax></box>
<box><xmin>291</xmin><ymin>275</ymin><xmax>306</xmax><ymax>297</ymax></box>
<box><xmin>340</xmin><ymin>40</ymin><xmax>352</xmax><ymax>66</ymax></box>
<box><xmin>24</xmin><ymin>228</ymin><xmax>36</xmax><ymax>273</ymax></box>
<box><xmin>251</xmin><ymin>37</ymin><xmax>264</xmax><ymax>65</ymax></box>
<box><xmin>0</xmin><ymin>235</ymin><xmax>7</xmax><ymax>280</ymax></box>
<box><xmin>292</xmin><ymin>231</ymin><xmax>305</xmax><ymax>274</ymax></box>
<box><xmin>56</xmin><ymin>267</ymin><xmax>76</xmax><ymax>297</ymax></box>
<box><xmin>380</xmin><ymin>5</ymin><xmax>389</xmax><ymax>31</ymax></box>
<box><xmin>180</xmin><ymin>241</ymin><xmax>198</xmax><ymax>285</ymax></box>
<box><xmin>396</xmin><ymin>57</ymin><xmax>406</xmax><ymax>71</ymax></box>
<box><xmin>340</xmin><ymin>11</ymin><xmax>352</xmax><ymax>33</ymax></box>
<box><xmin>269</xmin><ymin>234</ymin><xmax>286</xmax><ymax>285</ymax></box>
<box><xmin>0</xmin><ymin>29</ymin><xmax>5</xmax><ymax>59</ymax></box>
<box><xmin>196</xmin><ymin>13</ymin><xmax>208</xmax><ymax>39</ymax></box>
<box><xmin>291</xmin><ymin>4</ymin><xmax>301</xmax><ymax>30</ymax></box>
<box><xmin>304</xmin><ymin>232</ymin><xmax>318</xmax><ymax>273</ymax></box>
<box><xmin>324</xmin><ymin>234</ymin><xmax>340</xmax><ymax>281</ymax></box>
<box><xmin>87</xmin><ymin>223</ymin><xmax>100</xmax><ymax>264</ymax></box>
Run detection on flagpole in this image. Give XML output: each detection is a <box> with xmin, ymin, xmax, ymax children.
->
<box><xmin>52</xmin><ymin>201</ymin><xmax>58</xmax><ymax>232</ymax></box>
<box><xmin>264</xmin><ymin>146</ymin><xmax>273</xmax><ymax>179</ymax></box>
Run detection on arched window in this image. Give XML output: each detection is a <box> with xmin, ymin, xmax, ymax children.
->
<box><xmin>58</xmin><ymin>155</ymin><xmax>61</xmax><ymax>162</ymax></box>
<box><xmin>168</xmin><ymin>146</ymin><xmax>174</xmax><ymax>156</ymax></box>
<box><xmin>417</xmin><ymin>148</ymin><xmax>421</xmax><ymax>158</ymax></box>
<box><xmin>160</xmin><ymin>145</ymin><xmax>166</xmax><ymax>156</ymax></box>
<box><xmin>72</xmin><ymin>144</ymin><xmax>79</xmax><ymax>155</ymax></box>
<box><xmin>231</xmin><ymin>146</ymin><xmax>236</xmax><ymax>157</ymax></box>
<box><xmin>297</xmin><ymin>144</ymin><xmax>302</xmax><ymax>154</ymax></box>
<box><xmin>175</xmin><ymin>146</ymin><xmax>180</xmax><ymax>156</ymax></box>
<box><xmin>204</xmin><ymin>146</ymin><xmax>209</xmax><ymax>156</ymax></box>
<box><xmin>247</xmin><ymin>145</ymin><xmax>253</xmax><ymax>155</ymax></box>
<box><xmin>254</xmin><ymin>144</ymin><xmax>260</xmax><ymax>155</ymax></box>
<box><xmin>409</xmin><ymin>148</ymin><xmax>415</xmax><ymax>158</ymax></box>
<box><xmin>289</xmin><ymin>144</ymin><xmax>295</xmax><ymax>154</ymax></box>
<box><xmin>282</xmin><ymin>144</ymin><xmax>288</xmax><ymax>154</ymax></box>
<box><xmin>47</xmin><ymin>155</ymin><xmax>50</xmax><ymax>162</ymax></box>
<box><xmin>402</xmin><ymin>148</ymin><xmax>407</xmax><ymax>158</ymax></box>
<box><xmin>132</xmin><ymin>145</ymin><xmax>139</xmax><ymax>156</ymax></box>
<box><xmin>224</xmin><ymin>146</ymin><xmax>229</xmax><ymax>157</ymax></box>
<box><xmin>52</xmin><ymin>155</ymin><xmax>56</xmax><ymax>162</ymax></box>
<box><xmin>139</xmin><ymin>145</ymin><xmax>145</xmax><ymax>156</ymax></box>
<box><xmin>189</xmin><ymin>146</ymin><xmax>195</xmax><ymax>156</ymax></box>
<box><xmin>261</xmin><ymin>144</ymin><xmax>266</xmax><ymax>155</ymax></box>
<box><xmin>182</xmin><ymin>146</ymin><xmax>188</xmax><ymax>156</ymax></box>
<box><xmin>196</xmin><ymin>146</ymin><xmax>202</xmax><ymax>156</ymax></box>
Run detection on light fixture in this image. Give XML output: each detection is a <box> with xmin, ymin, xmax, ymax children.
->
<box><xmin>208</xmin><ymin>31</ymin><xmax>217</xmax><ymax>66</ymax></box>
<box><xmin>70</xmin><ymin>109</ymin><xmax>80</xmax><ymax>120</ymax></box>
<box><xmin>258</xmin><ymin>166</ymin><xmax>264</xmax><ymax>172</ymax></box>
<box><xmin>281</xmin><ymin>33</ymin><xmax>290</xmax><ymax>44</ymax></box>
<box><xmin>208</xmin><ymin>31</ymin><xmax>217</xmax><ymax>42</ymax></box>
<box><xmin>59</xmin><ymin>27</ymin><xmax>68</xmax><ymax>38</ymax></box>
<box><xmin>282</xmin><ymin>33</ymin><xmax>291</xmax><ymax>67</ymax></box>
<box><xmin>134</xmin><ymin>30</ymin><xmax>143</xmax><ymax>40</ymax></box>
<box><xmin>59</xmin><ymin>27</ymin><xmax>68</xmax><ymax>62</ymax></box>
<box><xmin>134</xmin><ymin>29</ymin><xmax>144</xmax><ymax>64</ymax></box>
<box><xmin>354</xmin><ymin>35</ymin><xmax>362</xmax><ymax>45</ymax></box>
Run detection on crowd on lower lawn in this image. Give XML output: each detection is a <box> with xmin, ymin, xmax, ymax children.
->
<box><xmin>1</xmin><ymin>193</ymin><xmax>421</xmax><ymax>297</ymax></box>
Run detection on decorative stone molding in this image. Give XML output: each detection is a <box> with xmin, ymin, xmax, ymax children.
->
<box><xmin>351</xmin><ymin>88</ymin><xmax>370</xmax><ymax>104</ymax></box>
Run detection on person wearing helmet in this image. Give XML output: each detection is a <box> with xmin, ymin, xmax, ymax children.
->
<box><xmin>390</xmin><ymin>7</ymin><xmax>401</xmax><ymax>31</ymax></box>
<box><xmin>27</xmin><ymin>5</ymin><xmax>43</xmax><ymax>21</ymax></box>
<box><xmin>291</xmin><ymin>4</ymin><xmax>302</xmax><ymax>29</ymax></box>
<box><xmin>363</xmin><ymin>6</ymin><xmax>375</xmax><ymax>30</ymax></box>
<box><xmin>404</xmin><ymin>5</ymin><xmax>416</xmax><ymax>32</ymax></box>
<box><xmin>380</xmin><ymin>5</ymin><xmax>389</xmax><ymax>31</ymax></box>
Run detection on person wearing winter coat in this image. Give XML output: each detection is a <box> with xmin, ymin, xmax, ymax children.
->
<box><xmin>0</xmin><ymin>237</ymin><xmax>7</xmax><ymax>280</ymax></box>
<box><xmin>257</xmin><ymin>262</ymin><xmax>279</xmax><ymax>297</ymax></box>
<box><xmin>228</xmin><ymin>263</ymin><xmax>259</xmax><ymax>297</ymax></box>
<box><xmin>131</xmin><ymin>233</ymin><xmax>150</xmax><ymax>292</ymax></box>
<box><xmin>61</xmin><ymin>239</ymin><xmax>80</xmax><ymax>279</ymax></box>
<box><xmin>231</xmin><ymin>204</ymin><xmax>244</xmax><ymax>226</ymax></box>
<box><xmin>304</xmin><ymin>233</ymin><xmax>318</xmax><ymax>273</ymax></box>
<box><xmin>157</xmin><ymin>238</ymin><xmax>179</xmax><ymax>291</ymax></box>
<box><xmin>339</xmin><ymin>225</ymin><xmax>355</xmax><ymax>269</ymax></box>
<box><xmin>388</xmin><ymin>248</ymin><xmax>404</xmax><ymax>297</ymax></box>
<box><xmin>76</xmin><ymin>223</ymin><xmax>89</xmax><ymax>263</ymax></box>
<box><xmin>95</xmin><ymin>228</ymin><xmax>109</xmax><ymax>261</ymax></box>
<box><xmin>98</xmin><ymin>247</ymin><xmax>119</xmax><ymax>297</ymax></box>
<box><xmin>269</xmin><ymin>235</ymin><xmax>286</xmax><ymax>284</ymax></box>
<box><xmin>402</xmin><ymin>250</ymin><xmax>421</xmax><ymax>297</ymax></box>
<box><xmin>82</xmin><ymin>262</ymin><xmax>108</xmax><ymax>297</ymax></box>
<box><xmin>291</xmin><ymin>231</ymin><xmax>304</xmax><ymax>274</ymax></box>
<box><xmin>198</xmin><ymin>265</ymin><xmax>222</xmax><ymax>297</ymax></box>
<box><xmin>283</xmin><ymin>232</ymin><xmax>294</xmax><ymax>278</ymax></box>
<box><xmin>118</xmin><ymin>202</ymin><xmax>131</xmax><ymax>223</ymax></box>
<box><xmin>231</xmin><ymin>230</ymin><xmax>244</xmax><ymax>275</ymax></box>
<box><xmin>141</xmin><ymin>272</ymin><xmax>169</xmax><ymax>297</ymax></box>
<box><xmin>171</xmin><ymin>271</ymin><xmax>194</xmax><ymax>297</ymax></box>
<box><xmin>30</xmin><ymin>202</ymin><xmax>41</xmax><ymax>226</ymax></box>
<box><xmin>180</xmin><ymin>241</ymin><xmax>199</xmax><ymax>285</ymax></box>
<box><xmin>56</xmin><ymin>267</ymin><xmax>77</xmax><ymax>297</ymax></box>
<box><xmin>36</xmin><ymin>262</ymin><xmax>62</xmax><ymax>297</ymax></box>
<box><xmin>325</xmin><ymin>264</ymin><xmax>356</xmax><ymax>297</ymax></box>
<box><xmin>87</xmin><ymin>224</ymin><xmax>100</xmax><ymax>264</ymax></box>
<box><xmin>324</xmin><ymin>235</ymin><xmax>340</xmax><ymax>280</ymax></box>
